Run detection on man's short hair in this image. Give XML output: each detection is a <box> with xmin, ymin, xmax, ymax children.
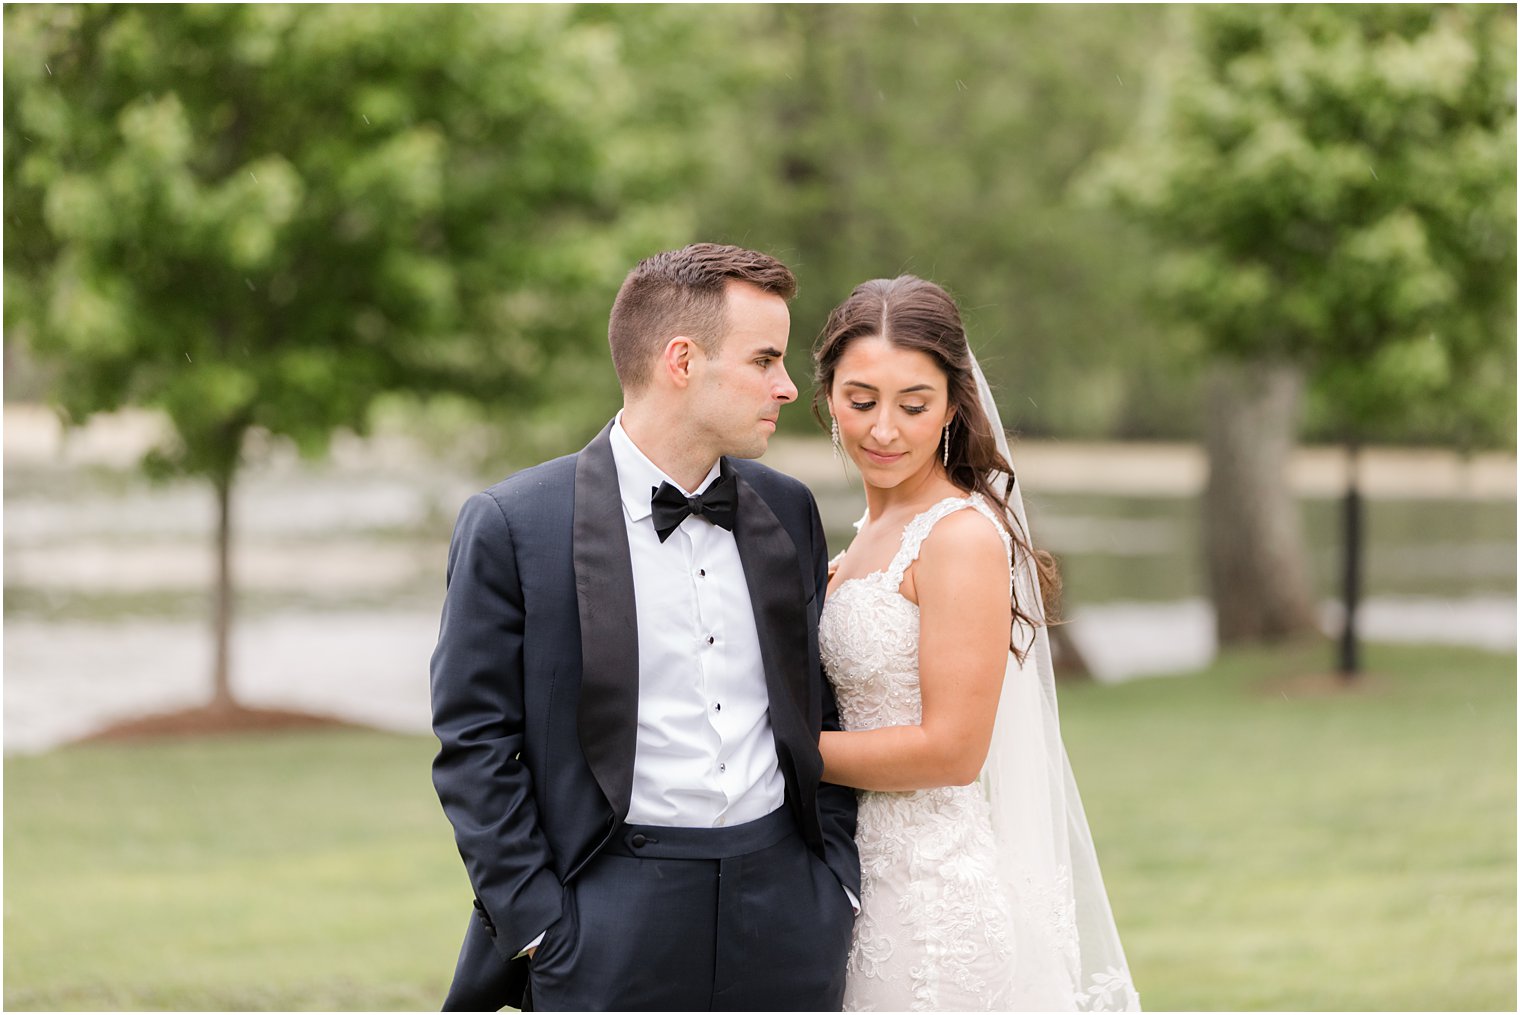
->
<box><xmin>608</xmin><ymin>243</ymin><xmax>797</xmax><ymax>392</ymax></box>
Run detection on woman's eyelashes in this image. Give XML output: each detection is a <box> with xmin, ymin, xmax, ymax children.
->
<box><xmin>847</xmin><ymin>400</ymin><xmax>929</xmax><ymax>414</ymax></box>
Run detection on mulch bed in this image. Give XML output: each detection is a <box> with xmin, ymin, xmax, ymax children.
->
<box><xmin>78</xmin><ymin>703</ymin><xmax>368</xmax><ymax>744</ymax></box>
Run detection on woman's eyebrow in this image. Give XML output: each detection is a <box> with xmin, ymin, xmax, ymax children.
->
<box><xmin>841</xmin><ymin>381</ymin><xmax>937</xmax><ymax>394</ymax></box>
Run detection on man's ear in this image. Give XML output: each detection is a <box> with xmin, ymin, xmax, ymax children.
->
<box><xmin>661</xmin><ymin>336</ymin><xmax>697</xmax><ymax>389</ymax></box>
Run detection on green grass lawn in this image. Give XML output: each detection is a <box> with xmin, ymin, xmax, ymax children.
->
<box><xmin>5</xmin><ymin>643</ymin><xmax>1514</xmax><ymax>1011</ymax></box>
<box><xmin>1061</xmin><ymin>643</ymin><xmax>1516</xmax><ymax>1012</ymax></box>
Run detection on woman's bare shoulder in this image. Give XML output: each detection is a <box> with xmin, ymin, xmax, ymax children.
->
<box><xmin>911</xmin><ymin>502</ymin><xmax>1011</xmax><ymax>597</ymax></box>
<box><xmin>921</xmin><ymin>500</ymin><xmax>1009</xmax><ymax>560</ymax></box>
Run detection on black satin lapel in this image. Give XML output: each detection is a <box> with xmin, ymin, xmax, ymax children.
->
<box><xmin>730</xmin><ymin>465</ymin><xmax>812</xmax><ymax>743</ymax></box>
<box><xmin>573</xmin><ymin>422</ymin><xmax>638</xmax><ymax>819</ymax></box>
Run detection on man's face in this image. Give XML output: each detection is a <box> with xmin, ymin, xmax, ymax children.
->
<box><xmin>689</xmin><ymin>281</ymin><xmax>797</xmax><ymax>460</ymax></box>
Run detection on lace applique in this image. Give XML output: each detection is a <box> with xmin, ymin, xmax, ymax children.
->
<box><xmin>824</xmin><ymin>494</ymin><xmax>1141</xmax><ymax>1011</ymax></box>
<box><xmin>846</xmin><ymin>785</ymin><xmax>1015</xmax><ymax>1011</ymax></box>
<box><xmin>1079</xmin><ymin>966</ymin><xmax>1141</xmax><ymax>1012</ymax></box>
<box><xmin>1013</xmin><ymin>862</ymin><xmax>1080</xmax><ymax>965</ymax></box>
<box><xmin>880</xmin><ymin>495</ymin><xmax>1012</xmax><ymax>593</ymax></box>
<box><xmin>823</xmin><ymin>496</ymin><xmax>1021</xmax><ymax>1012</ymax></box>
<box><xmin>823</xmin><ymin>496</ymin><xmax>1012</xmax><ymax>731</ymax></box>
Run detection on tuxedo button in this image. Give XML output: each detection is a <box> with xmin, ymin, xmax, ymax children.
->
<box><xmin>706</xmin><ymin>636</ymin><xmax>715</xmax><ymax>645</ymax></box>
<box><xmin>631</xmin><ymin>833</ymin><xmax>647</xmax><ymax>848</ymax></box>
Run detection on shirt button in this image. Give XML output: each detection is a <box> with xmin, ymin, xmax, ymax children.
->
<box><xmin>712</xmin><ymin>702</ymin><xmax>722</xmax><ymax>712</ymax></box>
<box><xmin>718</xmin><ymin>762</ymin><xmax>727</xmax><ymax>773</ymax></box>
<box><xmin>698</xmin><ymin>568</ymin><xmax>707</xmax><ymax>577</ymax></box>
<box><xmin>706</xmin><ymin>635</ymin><xmax>715</xmax><ymax>645</ymax></box>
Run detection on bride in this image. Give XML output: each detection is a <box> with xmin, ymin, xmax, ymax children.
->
<box><xmin>813</xmin><ymin>276</ymin><xmax>1140</xmax><ymax>1012</ymax></box>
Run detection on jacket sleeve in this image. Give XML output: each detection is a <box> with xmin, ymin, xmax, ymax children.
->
<box><xmin>808</xmin><ymin>491</ymin><xmax>863</xmax><ymax>899</ymax></box>
<box><xmin>430</xmin><ymin>491</ymin><xmax>563</xmax><ymax>961</ymax></box>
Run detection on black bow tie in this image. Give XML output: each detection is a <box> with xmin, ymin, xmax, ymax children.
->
<box><xmin>650</xmin><ymin>473</ymin><xmax>738</xmax><ymax>543</ymax></box>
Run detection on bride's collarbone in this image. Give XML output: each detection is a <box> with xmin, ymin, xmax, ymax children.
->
<box><xmin>830</xmin><ymin>564</ymin><xmax>921</xmax><ymax>605</ymax></box>
<box><xmin>830</xmin><ymin>518</ymin><xmax>906</xmax><ymax>583</ymax></box>
<box><xmin>830</xmin><ymin>516</ymin><xmax>937</xmax><ymax>600</ymax></box>
<box><xmin>832</xmin><ymin>532</ymin><xmax>898</xmax><ymax>581</ymax></box>
<box><xmin>830</xmin><ymin>491</ymin><xmax>987</xmax><ymax>600</ymax></box>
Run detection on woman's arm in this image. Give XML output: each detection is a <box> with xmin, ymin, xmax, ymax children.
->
<box><xmin>820</xmin><ymin>508</ymin><xmax>1012</xmax><ymax>791</ymax></box>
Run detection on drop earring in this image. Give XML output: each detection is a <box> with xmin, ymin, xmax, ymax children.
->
<box><xmin>942</xmin><ymin>423</ymin><xmax>951</xmax><ymax>467</ymax></box>
<box><xmin>831</xmin><ymin>416</ymin><xmax>842</xmax><ymax>457</ymax></box>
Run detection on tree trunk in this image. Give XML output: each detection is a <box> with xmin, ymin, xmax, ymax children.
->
<box><xmin>210</xmin><ymin>470</ymin><xmax>237</xmax><ymax>711</ymax></box>
<box><xmin>1050</xmin><ymin>623</ymin><xmax>1093</xmax><ymax>681</ymax></box>
<box><xmin>1202</xmin><ymin>359</ymin><xmax>1320</xmax><ymax>645</ymax></box>
<box><xmin>1337</xmin><ymin>441</ymin><xmax>1363</xmax><ymax>679</ymax></box>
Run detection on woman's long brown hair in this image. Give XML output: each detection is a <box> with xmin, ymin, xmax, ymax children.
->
<box><xmin>812</xmin><ymin>275</ymin><xmax>1061</xmax><ymax>658</ymax></box>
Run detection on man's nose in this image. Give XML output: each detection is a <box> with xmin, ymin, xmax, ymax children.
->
<box><xmin>774</xmin><ymin>364</ymin><xmax>798</xmax><ymax>404</ymax></box>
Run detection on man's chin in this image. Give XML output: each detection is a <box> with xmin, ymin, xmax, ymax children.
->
<box><xmin>725</xmin><ymin>436</ymin><xmax>770</xmax><ymax>461</ymax></box>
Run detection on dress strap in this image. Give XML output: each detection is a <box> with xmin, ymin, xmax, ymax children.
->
<box><xmin>883</xmin><ymin>494</ymin><xmax>1014</xmax><ymax>591</ymax></box>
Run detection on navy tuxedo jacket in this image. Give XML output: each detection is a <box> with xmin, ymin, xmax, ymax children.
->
<box><xmin>430</xmin><ymin>422</ymin><xmax>861</xmax><ymax>1007</ymax></box>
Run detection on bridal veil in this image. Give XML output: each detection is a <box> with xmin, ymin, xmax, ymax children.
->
<box><xmin>969</xmin><ymin>350</ymin><xmax>1141</xmax><ymax>1012</ymax></box>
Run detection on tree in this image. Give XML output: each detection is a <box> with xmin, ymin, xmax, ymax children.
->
<box><xmin>679</xmin><ymin>6</ymin><xmax>1191</xmax><ymax>678</ymax></box>
<box><xmin>3</xmin><ymin>5</ymin><xmax>710</xmax><ymax>712</ymax></box>
<box><xmin>692</xmin><ymin>4</ymin><xmax>1185</xmax><ymax>442</ymax></box>
<box><xmin>1085</xmin><ymin>5</ymin><xmax>1516</xmax><ymax>662</ymax></box>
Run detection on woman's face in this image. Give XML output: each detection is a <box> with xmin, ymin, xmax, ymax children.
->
<box><xmin>828</xmin><ymin>334</ymin><xmax>955</xmax><ymax>489</ymax></box>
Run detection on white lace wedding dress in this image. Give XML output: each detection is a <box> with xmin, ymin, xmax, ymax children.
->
<box><xmin>821</xmin><ymin>494</ymin><xmax>1020</xmax><ymax>1012</ymax></box>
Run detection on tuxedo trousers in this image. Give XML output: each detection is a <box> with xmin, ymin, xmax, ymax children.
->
<box><xmin>526</xmin><ymin>807</ymin><xmax>854</xmax><ymax>1012</ymax></box>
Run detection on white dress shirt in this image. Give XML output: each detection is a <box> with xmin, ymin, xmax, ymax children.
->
<box><xmin>519</xmin><ymin>417</ymin><xmax>855</xmax><ymax>955</ymax></box>
<box><xmin>609</xmin><ymin>414</ymin><xmax>787</xmax><ymax>827</ymax></box>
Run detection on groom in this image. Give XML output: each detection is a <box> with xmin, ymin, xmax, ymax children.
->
<box><xmin>429</xmin><ymin>243</ymin><xmax>860</xmax><ymax>1011</ymax></box>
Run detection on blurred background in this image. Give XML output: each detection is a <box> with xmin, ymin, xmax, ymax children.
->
<box><xmin>4</xmin><ymin>4</ymin><xmax>1514</xmax><ymax>1011</ymax></box>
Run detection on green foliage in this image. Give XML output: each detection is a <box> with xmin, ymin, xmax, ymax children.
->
<box><xmin>689</xmin><ymin>5</ymin><xmax>1191</xmax><ymax>439</ymax></box>
<box><xmin>4</xmin><ymin>5</ymin><xmax>711</xmax><ymax>479</ymax></box>
<box><xmin>7</xmin><ymin>7</ymin><xmax>1508</xmax><ymax>450</ymax></box>
<box><xmin>1086</xmin><ymin>5</ymin><xmax>1517</xmax><ymax>447</ymax></box>
<box><xmin>5</xmin><ymin>644</ymin><xmax>1514</xmax><ymax>1009</ymax></box>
